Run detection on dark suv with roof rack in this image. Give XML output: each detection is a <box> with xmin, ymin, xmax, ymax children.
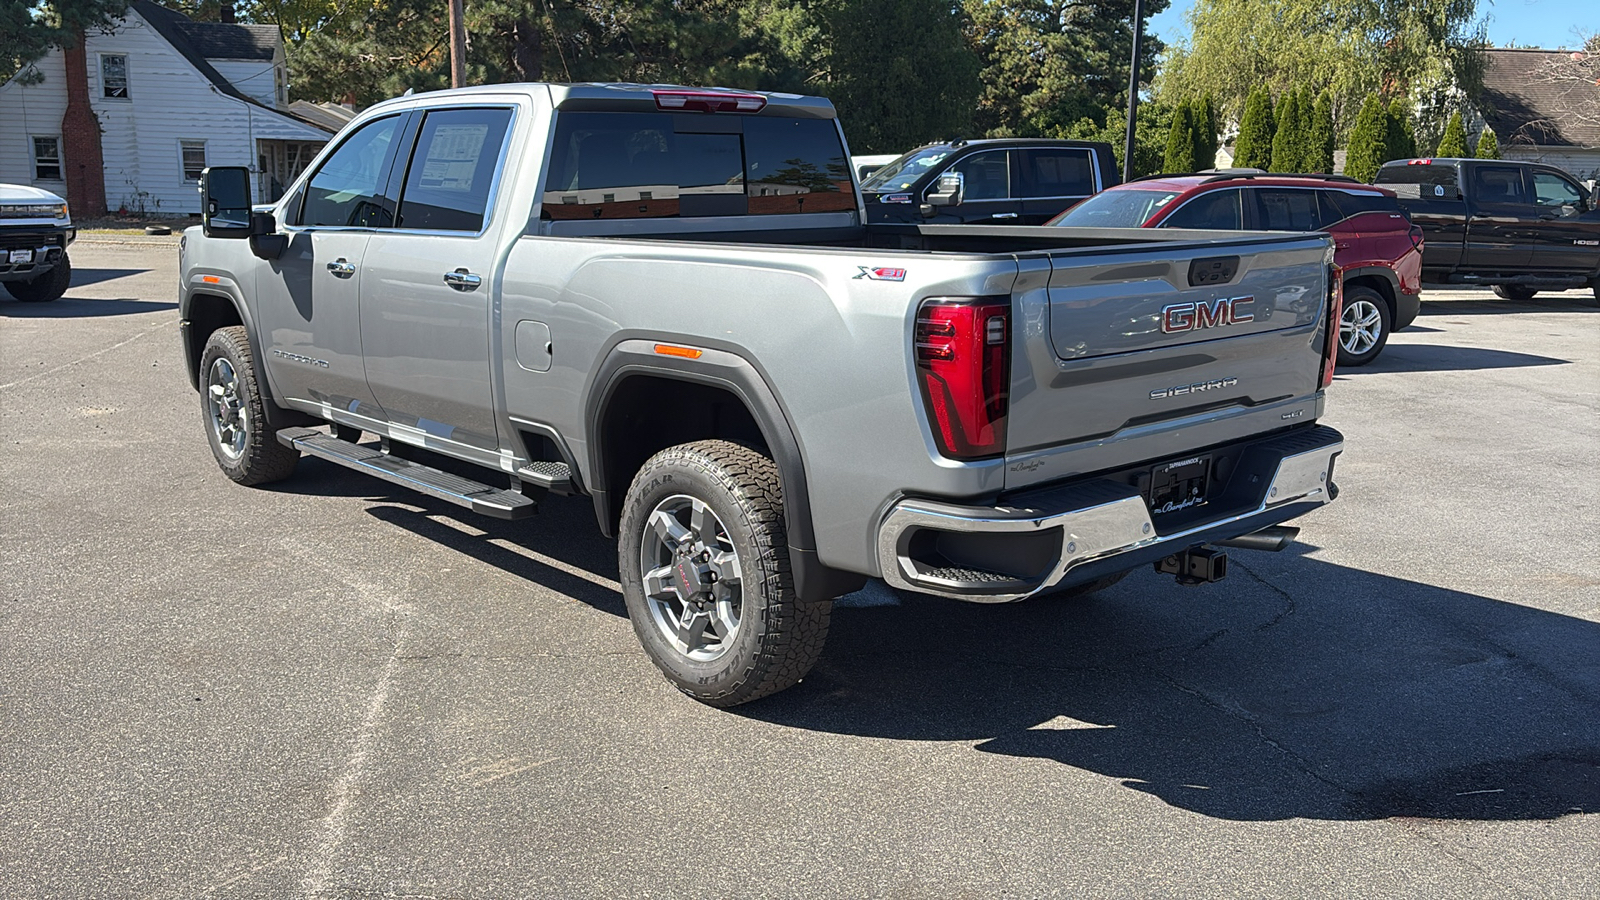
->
<box><xmin>1048</xmin><ymin>172</ymin><xmax>1423</xmax><ymax>366</ymax></box>
<box><xmin>861</xmin><ymin>139</ymin><xmax>1120</xmax><ymax>226</ymax></box>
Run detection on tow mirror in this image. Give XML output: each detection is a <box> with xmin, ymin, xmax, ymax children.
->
<box><xmin>201</xmin><ymin>166</ymin><xmax>252</xmax><ymax>238</ymax></box>
<box><xmin>927</xmin><ymin>171</ymin><xmax>964</xmax><ymax>208</ymax></box>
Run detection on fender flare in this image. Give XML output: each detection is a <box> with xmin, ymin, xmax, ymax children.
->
<box><xmin>181</xmin><ymin>284</ymin><xmax>311</xmax><ymax>431</ymax></box>
<box><xmin>585</xmin><ymin>339</ymin><xmax>865</xmax><ymax>602</ymax></box>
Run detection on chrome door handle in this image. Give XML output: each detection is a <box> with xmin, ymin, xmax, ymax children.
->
<box><xmin>992</xmin><ymin>212</ymin><xmax>1019</xmax><ymax>219</ymax></box>
<box><xmin>444</xmin><ymin>268</ymin><xmax>482</xmax><ymax>291</ymax></box>
<box><xmin>326</xmin><ymin>258</ymin><xmax>356</xmax><ymax>278</ymax></box>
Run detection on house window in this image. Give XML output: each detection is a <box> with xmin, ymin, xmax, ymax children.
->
<box><xmin>33</xmin><ymin>137</ymin><xmax>62</xmax><ymax>181</ymax></box>
<box><xmin>275</xmin><ymin>66</ymin><xmax>286</xmax><ymax>104</ymax></box>
<box><xmin>181</xmin><ymin>141</ymin><xmax>207</xmax><ymax>182</ymax></box>
<box><xmin>101</xmin><ymin>54</ymin><xmax>129</xmax><ymax>98</ymax></box>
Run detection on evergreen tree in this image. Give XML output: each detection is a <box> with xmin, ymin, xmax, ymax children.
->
<box><xmin>1192</xmin><ymin>94</ymin><xmax>1218</xmax><ymax>170</ymax></box>
<box><xmin>1475</xmin><ymin>127</ymin><xmax>1501</xmax><ymax>159</ymax></box>
<box><xmin>1067</xmin><ymin>101</ymin><xmax>1176</xmax><ymax>178</ymax></box>
<box><xmin>1310</xmin><ymin>91</ymin><xmax>1335</xmax><ymax>173</ymax></box>
<box><xmin>824</xmin><ymin>0</ymin><xmax>978</xmax><ymax>153</ymax></box>
<box><xmin>1164</xmin><ymin>101</ymin><xmax>1198</xmax><ymax>172</ymax></box>
<box><xmin>1294</xmin><ymin>86</ymin><xmax>1316</xmax><ymax>171</ymax></box>
<box><xmin>1270</xmin><ymin>90</ymin><xmax>1301</xmax><ymax>172</ymax></box>
<box><xmin>1385</xmin><ymin>98</ymin><xmax>1417</xmax><ymax>163</ymax></box>
<box><xmin>1435</xmin><ymin>111</ymin><xmax>1469</xmax><ymax>157</ymax></box>
<box><xmin>1344</xmin><ymin>93</ymin><xmax>1387</xmax><ymax>182</ymax></box>
<box><xmin>1235</xmin><ymin>86</ymin><xmax>1276</xmax><ymax>169</ymax></box>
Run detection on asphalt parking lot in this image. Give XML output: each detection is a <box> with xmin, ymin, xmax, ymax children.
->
<box><xmin>3</xmin><ymin>240</ymin><xmax>1597</xmax><ymax>898</ymax></box>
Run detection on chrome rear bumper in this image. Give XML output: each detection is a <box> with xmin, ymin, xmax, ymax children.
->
<box><xmin>877</xmin><ymin>426</ymin><xmax>1344</xmax><ymax>602</ymax></box>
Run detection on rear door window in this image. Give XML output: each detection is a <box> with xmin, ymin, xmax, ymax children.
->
<box><xmin>542</xmin><ymin>111</ymin><xmax>850</xmax><ymax>219</ymax></box>
<box><xmin>1254</xmin><ymin>189</ymin><xmax>1322</xmax><ymax>231</ymax></box>
<box><xmin>1018</xmin><ymin>149</ymin><xmax>1095</xmax><ymax>198</ymax></box>
<box><xmin>394</xmin><ymin>107</ymin><xmax>514</xmax><ymax>232</ymax></box>
<box><xmin>1472</xmin><ymin>165</ymin><xmax>1530</xmax><ymax>205</ymax></box>
<box><xmin>1160</xmin><ymin>188</ymin><xmax>1243</xmax><ymax>229</ymax></box>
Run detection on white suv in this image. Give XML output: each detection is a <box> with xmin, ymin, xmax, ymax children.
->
<box><xmin>0</xmin><ymin>184</ymin><xmax>75</xmax><ymax>302</ymax></box>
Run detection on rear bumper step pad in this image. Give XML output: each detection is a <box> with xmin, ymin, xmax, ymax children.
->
<box><xmin>277</xmin><ymin>427</ymin><xmax>536</xmax><ymax>520</ymax></box>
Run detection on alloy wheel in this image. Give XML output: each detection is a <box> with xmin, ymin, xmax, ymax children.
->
<box><xmin>206</xmin><ymin>357</ymin><xmax>249</xmax><ymax>461</ymax></box>
<box><xmin>639</xmin><ymin>494</ymin><xmax>743</xmax><ymax>661</ymax></box>
<box><xmin>1340</xmin><ymin>298</ymin><xmax>1383</xmax><ymax>356</ymax></box>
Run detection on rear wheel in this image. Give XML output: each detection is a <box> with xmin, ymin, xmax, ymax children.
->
<box><xmin>1492</xmin><ymin>284</ymin><xmax>1538</xmax><ymax>301</ymax></box>
<box><xmin>3</xmin><ymin>254</ymin><xmax>71</xmax><ymax>302</ymax></box>
<box><xmin>1337</xmin><ymin>285</ymin><xmax>1391</xmax><ymax>367</ymax></box>
<box><xmin>618</xmin><ymin>440</ymin><xmax>831</xmax><ymax>707</ymax></box>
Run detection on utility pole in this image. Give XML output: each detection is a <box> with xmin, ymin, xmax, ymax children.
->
<box><xmin>1123</xmin><ymin>0</ymin><xmax>1146</xmax><ymax>183</ymax></box>
<box><xmin>448</xmin><ymin>0</ymin><xmax>467</xmax><ymax>88</ymax></box>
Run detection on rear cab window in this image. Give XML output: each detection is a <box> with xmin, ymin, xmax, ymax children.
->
<box><xmin>1376</xmin><ymin>163</ymin><xmax>1462</xmax><ymax>200</ymax></box>
<box><xmin>1017</xmin><ymin>149</ymin><xmax>1096</xmax><ymax>198</ymax></box>
<box><xmin>541</xmin><ymin>111</ymin><xmax>852</xmax><ymax>220</ymax></box>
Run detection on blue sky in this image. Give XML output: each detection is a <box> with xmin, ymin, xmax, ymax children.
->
<box><xmin>1149</xmin><ymin>0</ymin><xmax>1598</xmax><ymax>52</ymax></box>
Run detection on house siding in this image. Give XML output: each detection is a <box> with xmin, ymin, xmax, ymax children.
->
<box><xmin>211</xmin><ymin>60</ymin><xmax>280</xmax><ymax>108</ymax></box>
<box><xmin>0</xmin><ymin>54</ymin><xmax>71</xmax><ymax>191</ymax></box>
<box><xmin>0</xmin><ymin>8</ymin><xmax>327</xmax><ymax>215</ymax></box>
<box><xmin>1501</xmin><ymin>147</ymin><xmax>1600</xmax><ymax>183</ymax></box>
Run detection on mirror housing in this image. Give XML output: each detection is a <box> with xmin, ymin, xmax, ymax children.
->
<box><xmin>927</xmin><ymin>171</ymin><xmax>964</xmax><ymax>208</ymax></box>
<box><xmin>201</xmin><ymin>166</ymin><xmax>253</xmax><ymax>238</ymax></box>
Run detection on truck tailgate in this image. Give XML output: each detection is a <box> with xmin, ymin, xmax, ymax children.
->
<box><xmin>1005</xmin><ymin>232</ymin><xmax>1333</xmax><ymax>491</ymax></box>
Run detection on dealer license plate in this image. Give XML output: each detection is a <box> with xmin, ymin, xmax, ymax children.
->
<box><xmin>8</xmin><ymin>249</ymin><xmax>34</xmax><ymax>264</ymax></box>
<box><xmin>1147</xmin><ymin>455</ymin><xmax>1210</xmax><ymax>516</ymax></box>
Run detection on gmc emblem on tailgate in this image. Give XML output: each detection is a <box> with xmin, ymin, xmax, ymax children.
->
<box><xmin>1161</xmin><ymin>296</ymin><xmax>1255</xmax><ymax>334</ymax></box>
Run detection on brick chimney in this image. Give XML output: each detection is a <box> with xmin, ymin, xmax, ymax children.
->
<box><xmin>60</xmin><ymin>34</ymin><xmax>108</xmax><ymax>218</ymax></box>
<box><xmin>220</xmin><ymin>3</ymin><xmax>235</xmax><ymax>23</ymax></box>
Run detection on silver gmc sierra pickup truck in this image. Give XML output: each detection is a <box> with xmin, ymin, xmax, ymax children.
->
<box><xmin>181</xmin><ymin>83</ymin><xmax>1345</xmax><ymax>706</ymax></box>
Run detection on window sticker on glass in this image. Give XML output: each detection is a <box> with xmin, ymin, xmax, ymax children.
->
<box><xmin>420</xmin><ymin>124</ymin><xmax>489</xmax><ymax>192</ymax></box>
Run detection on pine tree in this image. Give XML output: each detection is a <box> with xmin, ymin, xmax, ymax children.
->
<box><xmin>1192</xmin><ymin>94</ymin><xmax>1218</xmax><ymax>170</ymax></box>
<box><xmin>1270</xmin><ymin>90</ymin><xmax>1301</xmax><ymax>172</ymax></box>
<box><xmin>1235</xmin><ymin>86</ymin><xmax>1276</xmax><ymax>169</ymax></box>
<box><xmin>1475</xmin><ymin>127</ymin><xmax>1501</xmax><ymax>159</ymax></box>
<box><xmin>1385</xmin><ymin>98</ymin><xmax>1417</xmax><ymax>163</ymax></box>
<box><xmin>1294</xmin><ymin>87</ymin><xmax>1316</xmax><ymax>171</ymax></box>
<box><xmin>1310</xmin><ymin>91</ymin><xmax>1335</xmax><ymax>173</ymax></box>
<box><xmin>1164</xmin><ymin>101</ymin><xmax>1198</xmax><ymax>173</ymax></box>
<box><xmin>1435</xmin><ymin>111</ymin><xmax>1468</xmax><ymax>157</ymax></box>
<box><xmin>1344</xmin><ymin>93</ymin><xmax>1387</xmax><ymax>182</ymax></box>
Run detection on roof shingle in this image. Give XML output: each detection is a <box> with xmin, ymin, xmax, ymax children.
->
<box><xmin>1477</xmin><ymin>48</ymin><xmax>1600</xmax><ymax>149</ymax></box>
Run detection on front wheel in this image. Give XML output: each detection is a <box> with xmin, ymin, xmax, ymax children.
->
<box><xmin>1493</xmin><ymin>284</ymin><xmax>1538</xmax><ymax>301</ymax></box>
<box><xmin>618</xmin><ymin>440</ymin><xmax>831</xmax><ymax>707</ymax></box>
<box><xmin>198</xmin><ymin>326</ymin><xmax>300</xmax><ymax>485</ymax></box>
<box><xmin>1337</xmin><ymin>285</ymin><xmax>1391</xmax><ymax>367</ymax></box>
<box><xmin>3</xmin><ymin>254</ymin><xmax>71</xmax><ymax>302</ymax></box>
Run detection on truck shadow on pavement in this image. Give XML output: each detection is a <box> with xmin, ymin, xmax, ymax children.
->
<box><xmin>0</xmin><ymin>296</ymin><xmax>175</xmax><ymax>317</ymax></box>
<box><xmin>743</xmin><ymin>545</ymin><xmax>1600</xmax><ymax>823</ymax></box>
<box><xmin>264</xmin><ymin>466</ymin><xmax>1600</xmax><ymax>823</ymax></box>
<box><xmin>1334</xmin><ymin>344</ymin><xmax>1567</xmax><ymax>376</ymax></box>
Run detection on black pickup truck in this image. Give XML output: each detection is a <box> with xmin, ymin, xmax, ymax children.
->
<box><xmin>1375</xmin><ymin>158</ymin><xmax>1600</xmax><ymax>301</ymax></box>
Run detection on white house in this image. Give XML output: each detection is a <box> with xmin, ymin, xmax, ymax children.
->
<box><xmin>0</xmin><ymin>0</ymin><xmax>333</xmax><ymax>216</ymax></box>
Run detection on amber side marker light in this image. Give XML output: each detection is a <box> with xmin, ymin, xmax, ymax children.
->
<box><xmin>653</xmin><ymin>344</ymin><xmax>703</xmax><ymax>360</ymax></box>
<box><xmin>201</xmin><ymin>275</ymin><xmax>221</xmax><ymax>284</ymax></box>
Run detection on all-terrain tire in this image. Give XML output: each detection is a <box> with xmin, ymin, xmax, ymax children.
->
<box><xmin>1336</xmin><ymin>284</ymin><xmax>1391</xmax><ymax>367</ymax></box>
<box><xmin>198</xmin><ymin>326</ymin><xmax>300</xmax><ymax>485</ymax></box>
<box><xmin>3</xmin><ymin>254</ymin><xmax>72</xmax><ymax>302</ymax></box>
<box><xmin>1493</xmin><ymin>284</ymin><xmax>1538</xmax><ymax>301</ymax></box>
<box><xmin>618</xmin><ymin>440</ymin><xmax>831</xmax><ymax>707</ymax></box>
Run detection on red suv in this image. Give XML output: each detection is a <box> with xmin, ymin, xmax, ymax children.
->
<box><xmin>1048</xmin><ymin>173</ymin><xmax>1424</xmax><ymax>366</ymax></box>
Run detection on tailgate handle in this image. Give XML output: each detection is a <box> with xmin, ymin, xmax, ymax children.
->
<box><xmin>1188</xmin><ymin>256</ymin><xmax>1239</xmax><ymax>287</ymax></box>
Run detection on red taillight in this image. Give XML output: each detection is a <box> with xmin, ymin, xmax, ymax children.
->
<box><xmin>1321</xmin><ymin>270</ymin><xmax>1343</xmax><ymax>388</ymax></box>
<box><xmin>651</xmin><ymin>90</ymin><xmax>767</xmax><ymax>113</ymax></box>
<box><xmin>914</xmin><ymin>298</ymin><xmax>1010</xmax><ymax>460</ymax></box>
